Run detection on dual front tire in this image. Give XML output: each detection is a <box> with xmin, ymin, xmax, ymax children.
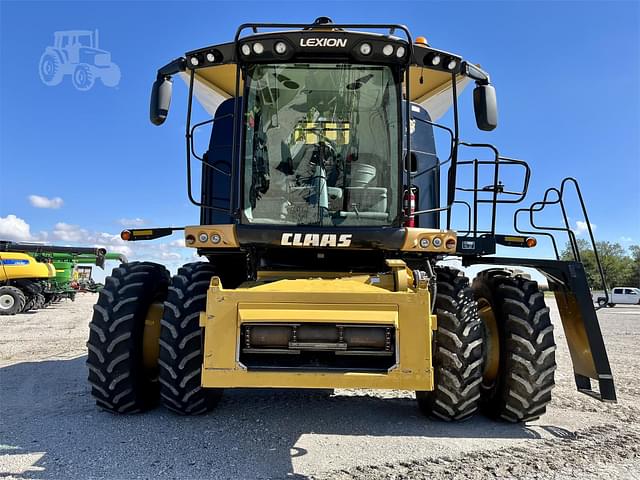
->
<box><xmin>87</xmin><ymin>261</ymin><xmax>220</xmax><ymax>415</ymax></box>
<box><xmin>418</xmin><ymin>267</ymin><xmax>556</xmax><ymax>423</ymax></box>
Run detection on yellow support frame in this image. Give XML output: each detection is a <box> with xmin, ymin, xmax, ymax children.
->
<box><xmin>200</xmin><ymin>276</ymin><xmax>436</xmax><ymax>390</ymax></box>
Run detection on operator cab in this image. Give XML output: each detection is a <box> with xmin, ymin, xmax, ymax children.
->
<box><xmin>149</xmin><ymin>16</ymin><xmax>498</xmax><ymax>258</ymax></box>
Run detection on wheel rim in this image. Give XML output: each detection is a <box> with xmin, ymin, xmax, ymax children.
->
<box><xmin>477</xmin><ymin>297</ymin><xmax>500</xmax><ymax>384</ymax></box>
<box><xmin>142</xmin><ymin>302</ymin><xmax>164</xmax><ymax>371</ymax></box>
<box><xmin>0</xmin><ymin>294</ymin><xmax>15</xmax><ymax>310</ymax></box>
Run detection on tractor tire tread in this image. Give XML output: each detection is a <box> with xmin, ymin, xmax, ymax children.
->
<box><xmin>473</xmin><ymin>270</ymin><xmax>556</xmax><ymax>422</ymax></box>
<box><xmin>86</xmin><ymin>261</ymin><xmax>169</xmax><ymax>414</ymax></box>
<box><xmin>159</xmin><ymin>262</ymin><xmax>222</xmax><ymax>415</ymax></box>
<box><xmin>417</xmin><ymin>267</ymin><xmax>483</xmax><ymax>421</ymax></box>
<box><xmin>0</xmin><ymin>286</ymin><xmax>26</xmax><ymax>315</ymax></box>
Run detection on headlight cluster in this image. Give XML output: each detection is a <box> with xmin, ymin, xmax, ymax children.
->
<box><xmin>188</xmin><ymin>49</ymin><xmax>222</xmax><ymax>67</ymax></box>
<box><xmin>194</xmin><ymin>232</ymin><xmax>222</xmax><ymax>244</ymax></box>
<box><xmin>240</xmin><ymin>41</ymin><xmax>288</xmax><ymax>57</ymax></box>
<box><xmin>358</xmin><ymin>42</ymin><xmax>406</xmax><ymax>59</ymax></box>
<box><xmin>416</xmin><ymin>235</ymin><xmax>457</xmax><ymax>251</ymax></box>
<box><xmin>425</xmin><ymin>52</ymin><xmax>458</xmax><ymax>71</ymax></box>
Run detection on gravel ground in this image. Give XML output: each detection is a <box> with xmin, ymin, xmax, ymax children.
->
<box><xmin>1</xmin><ymin>293</ymin><xmax>639</xmax><ymax>479</ymax></box>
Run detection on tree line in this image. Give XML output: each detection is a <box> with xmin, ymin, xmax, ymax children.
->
<box><xmin>561</xmin><ymin>239</ymin><xmax>640</xmax><ymax>290</ymax></box>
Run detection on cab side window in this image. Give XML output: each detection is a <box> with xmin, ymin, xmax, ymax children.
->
<box><xmin>613</xmin><ymin>288</ymin><xmax>623</xmax><ymax>294</ymax></box>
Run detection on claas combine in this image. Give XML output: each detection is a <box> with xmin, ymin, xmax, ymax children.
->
<box><xmin>87</xmin><ymin>18</ymin><xmax>615</xmax><ymax>421</ymax></box>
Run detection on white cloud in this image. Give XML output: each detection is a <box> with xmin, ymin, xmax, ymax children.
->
<box><xmin>118</xmin><ymin>217</ymin><xmax>146</xmax><ymax>227</ymax></box>
<box><xmin>574</xmin><ymin>220</ymin><xmax>596</xmax><ymax>236</ymax></box>
<box><xmin>52</xmin><ymin>222</ymin><xmax>89</xmax><ymax>242</ymax></box>
<box><xmin>28</xmin><ymin>195</ymin><xmax>64</xmax><ymax>209</ymax></box>
<box><xmin>620</xmin><ymin>236</ymin><xmax>633</xmax><ymax>243</ymax></box>
<box><xmin>0</xmin><ymin>214</ymin><xmax>33</xmax><ymax>241</ymax></box>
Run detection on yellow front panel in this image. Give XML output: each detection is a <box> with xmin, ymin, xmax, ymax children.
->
<box><xmin>200</xmin><ymin>278</ymin><xmax>435</xmax><ymax>391</ymax></box>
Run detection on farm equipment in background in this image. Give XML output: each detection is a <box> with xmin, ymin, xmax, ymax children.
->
<box><xmin>0</xmin><ymin>241</ymin><xmax>127</xmax><ymax>314</ymax></box>
<box><xmin>88</xmin><ymin>18</ymin><xmax>615</xmax><ymax>423</ymax></box>
<box><xmin>0</xmin><ymin>251</ymin><xmax>55</xmax><ymax>315</ymax></box>
<box><xmin>38</xmin><ymin>29</ymin><xmax>121</xmax><ymax>91</ymax></box>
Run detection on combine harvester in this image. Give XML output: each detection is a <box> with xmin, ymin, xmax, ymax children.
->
<box><xmin>88</xmin><ymin>18</ymin><xmax>615</xmax><ymax>421</ymax></box>
<box><xmin>0</xmin><ymin>241</ymin><xmax>126</xmax><ymax>314</ymax></box>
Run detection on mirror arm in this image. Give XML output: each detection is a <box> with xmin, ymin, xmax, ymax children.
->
<box><xmin>157</xmin><ymin>57</ymin><xmax>186</xmax><ymax>79</ymax></box>
<box><xmin>462</xmin><ymin>61</ymin><xmax>490</xmax><ymax>86</ymax></box>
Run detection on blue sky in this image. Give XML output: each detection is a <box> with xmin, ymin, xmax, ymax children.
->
<box><xmin>1</xmin><ymin>0</ymin><xmax>639</xmax><ymax>279</ymax></box>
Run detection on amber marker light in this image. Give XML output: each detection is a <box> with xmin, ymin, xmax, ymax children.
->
<box><xmin>526</xmin><ymin>237</ymin><xmax>537</xmax><ymax>248</ymax></box>
<box><xmin>185</xmin><ymin>234</ymin><xmax>196</xmax><ymax>245</ymax></box>
<box><xmin>445</xmin><ymin>238</ymin><xmax>456</xmax><ymax>250</ymax></box>
<box><xmin>415</xmin><ymin>36</ymin><xmax>429</xmax><ymax>46</ymax></box>
<box><xmin>120</xmin><ymin>230</ymin><xmax>132</xmax><ymax>241</ymax></box>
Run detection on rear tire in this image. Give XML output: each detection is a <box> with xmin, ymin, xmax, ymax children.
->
<box><xmin>473</xmin><ymin>270</ymin><xmax>556</xmax><ymax>422</ymax></box>
<box><xmin>22</xmin><ymin>295</ymin><xmax>37</xmax><ymax>313</ymax></box>
<box><xmin>416</xmin><ymin>267</ymin><xmax>484</xmax><ymax>421</ymax></box>
<box><xmin>87</xmin><ymin>262</ymin><xmax>170</xmax><ymax>413</ymax></box>
<box><xmin>0</xmin><ymin>286</ymin><xmax>26</xmax><ymax>315</ymax></box>
<box><xmin>159</xmin><ymin>262</ymin><xmax>223</xmax><ymax>415</ymax></box>
<box><xmin>34</xmin><ymin>293</ymin><xmax>46</xmax><ymax>309</ymax></box>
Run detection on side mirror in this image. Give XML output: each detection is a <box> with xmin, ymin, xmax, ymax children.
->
<box><xmin>150</xmin><ymin>76</ymin><xmax>173</xmax><ymax>126</ymax></box>
<box><xmin>473</xmin><ymin>84</ymin><xmax>498</xmax><ymax>131</ymax></box>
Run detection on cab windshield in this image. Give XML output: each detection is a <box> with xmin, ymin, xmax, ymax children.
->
<box><xmin>242</xmin><ymin>63</ymin><xmax>400</xmax><ymax>226</ymax></box>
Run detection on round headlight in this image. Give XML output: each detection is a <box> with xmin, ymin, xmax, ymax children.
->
<box><xmin>274</xmin><ymin>41</ymin><xmax>287</xmax><ymax>54</ymax></box>
<box><xmin>198</xmin><ymin>232</ymin><xmax>209</xmax><ymax>243</ymax></box>
<box><xmin>395</xmin><ymin>46</ymin><xmax>406</xmax><ymax>58</ymax></box>
<box><xmin>253</xmin><ymin>42</ymin><xmax>264</xmax><ymax>54</ymax></box>
<box><xmin>211</xmin><ymin>234</ymin><xmax>221</xmax><ymax>244</ymax></box>
<box><xmin>382</xmin><ymin>44</ymin><xmax>394</xmax><ymax>56</ymax></box>
<box><xmin>206</xmin><ymin>52</ymin><xmax>216</xmax><ymax>63</ymax></box>
<box><xmin>359</xmin><ymin>43</ymin><xmax>372</xmax><ymax>55</ymax></box>
<box><xmin>432</xmin><ymin>237</ymin><xmax>443</xmax><ymax>248</ymax></box>
<box><xmin>447</xmin><ymin>58</ymin><xmax>457</xmax><ymax>70</ymax></box>
<box><xmin>189</xmin><ymin>56</ymin><xmax>199</xmax><ymax>66</ymax></box>
<box><xmin>419</xmin><ymin>238</ymin><xmax>430</xmax><ymax>248</ymax></box>
<box><xmin>431</xmin><ymin>54</ymin><xmax>441</xmax><ymax>66</ymax></box>
<box><xmin>241</xmin><ymin>44</ymin><xmax>251</xmax><ymax>56</ymax></box>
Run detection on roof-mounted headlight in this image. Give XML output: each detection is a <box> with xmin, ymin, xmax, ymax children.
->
<box><xmin>359</xmin><ymin>43</ymin><xmax>372</xmax><ymax>55</ymax></box>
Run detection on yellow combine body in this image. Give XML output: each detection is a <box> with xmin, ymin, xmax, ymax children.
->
<box><xmin>199</xmin><ymin>265</ymin><xmax>435</xmax><ymax>390</ymax></box>
<box><xmin>0</xmin><ymin>252</ymin><xmax>52</xmax><ymax>282</ymax></box>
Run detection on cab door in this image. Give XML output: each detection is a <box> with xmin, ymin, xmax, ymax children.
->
<box><xmin>624</xmin><ymin>288</ymin><xmax>640</xmax><ymax>304</ymax></box>
<box><xmin>611</xmin><ymin>288</ymin><xmax>624</xmax><ymax>303</ymax></box>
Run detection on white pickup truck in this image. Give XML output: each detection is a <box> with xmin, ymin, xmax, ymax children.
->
<box><xmin>594</xmin><ymin>287</ymin><xmax>640</xmax><ymax>307</ymax></box>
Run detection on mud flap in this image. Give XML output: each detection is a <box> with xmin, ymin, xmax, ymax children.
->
<box><xmin>542</xmin><ymin>261</ymin><xmax>616</xmax><ymax>402</ymax></box>
<box><xmin>465</xmin><ymin>257</ymin><xmax>616</xmax><ymax>402</ymax></box>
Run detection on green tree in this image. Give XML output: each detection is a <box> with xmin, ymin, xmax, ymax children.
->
<box><xmin>628</xmin><ymin>245</ymin><xmax>640</xmax><ymax>288</ymax></box>
<box><xmin>561</xmin><ymin>239</ymin><xmax>637</xmax><ymax>289</ymax></box>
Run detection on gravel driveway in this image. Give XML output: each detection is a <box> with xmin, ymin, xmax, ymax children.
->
<box><xmin>1</xmin><ymin>293</ymin><xmax>639</xmax><ymax>479</ymax></box>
